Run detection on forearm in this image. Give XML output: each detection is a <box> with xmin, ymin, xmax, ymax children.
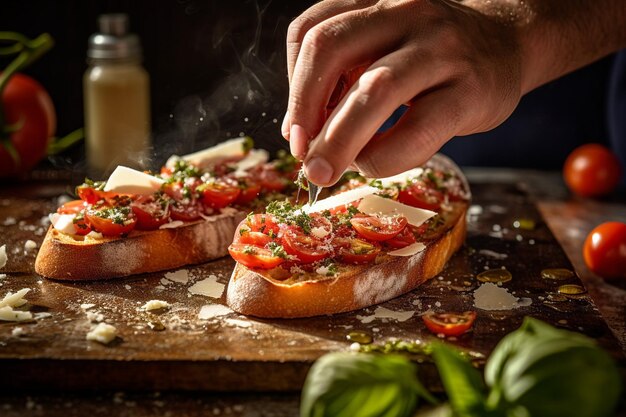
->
<box><xmin>463</xmin><ymin>0</ymin><xmax>626</xmax><ymax>94</ymax></box>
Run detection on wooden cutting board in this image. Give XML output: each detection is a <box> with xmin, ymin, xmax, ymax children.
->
<box><xmin>0</xmin><ymin>181</ymin><xmax>623</xmax><ymax>391</ymax></box>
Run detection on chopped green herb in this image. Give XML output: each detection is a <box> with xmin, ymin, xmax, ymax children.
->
<box><xmin>266</xmin><ymin>200</ymin><xmax>312</xmax><ymax>234</ymax></box>
<box><xmin>274</xmin><ymin>149</ymin><xmax>298</xmax><ymax>173</ymax></box>
<box><xmin>242</xmin><ymin>246</ymin><xmax>257</xmax><ymax>255</ymax></box>
<box><xmin>242</xmin><ymin>136</ymin><xmax>255</xmax><ymax>153</ymax></box>
<box><xmin>369</xmin><ymin>179</ymin><xmax>383</xmax><ymax>189</ymax></box>
<box><xmin>267</xmin><ymin>241</ymin><xmax>288</xmax><ymax>259</ymax></box>
<box><xmin>92</xmin><ymin>206</ymin><xmax>131</xmax><ymax>225</ymax></box>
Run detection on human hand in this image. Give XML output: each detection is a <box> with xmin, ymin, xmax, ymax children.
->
<box><xmin>282</xmin><ymin>0</ymin><xmax>524</xmax><ymax>186</ymax></box>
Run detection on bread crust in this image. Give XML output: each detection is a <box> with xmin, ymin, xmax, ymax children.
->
<box><xmin>226</xmin><ymin>205</ymin><xmax>467</xmax><ymax>318</ymax></box>
<box><xmin>35</xmin><ymin>210</ymin><xmax>246</xmax><ymax>281</ymax></box>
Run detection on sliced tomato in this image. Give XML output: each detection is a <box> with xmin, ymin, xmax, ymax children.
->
<box><xmin>350</xmin><ymin>215</ymin><xmax>408</xmax><ymax>241</ymax></box>
<box><xmin>239</xmin><ymin>230</ymin><xmax>273</xmax><ymax>247</ymax></box>
<box><xmin>72</xmin><ymin>213</ymin><xmax>92</xmax><ymax>236</ymax></box>
<box><xmin>422</xmin><ymin>311</ymin><xmax>477</xmax><ymax>337</ymax></box>
<box><xmin>198</xmin><ymin>179</ymin><xmax>240</xmax><ymax>209</ymax></box>
<box><xmin>85</xmin><ymin>206</ymin><xmax>137</xmax><ymax>237</ymax></box>
<box><xmin>337</xmin><ymin>238</ymin><xmax>381</xmax><ymax>264</ymax></box>
<box><xmin>385</xmin><ymin>225</ymin><xmax>417</xmax><ymax>249</ymax></box>
<box><xmin>76</xmin><ymin>185</ymin><xmax>117</xmax><ymax>204</ymax></box>
<box><xmin>245</xmin><ymin>213</ymin><xmax>280</xmax><ymax>236</ymax></box>
<box><xmin>57</xmin><ymin>199</ymin><xmax>88</xmax><ymax>214</ymax></box>
<box><xmin>309</xmin><ymin>214</ymin><xmax>333</xmax><ymax>238</ymax></box>
<box><xmin>131</xmin><ymin>195</ymin><xmax>171</xmax><ymax>230</ymax></box>
<box><xmin>228</xmin><ymin>243</ymin><xmax>284</xmax><ymax>269</ymax></box>
<box><xmin>169</xmin><ymin>201</ymin><xmax>204</xmax><ymax>222</ymax></box>
<box><xmin>234</xmin><ymin>178</ymin><xmax>262</xmax><ymax>205</ymax></box>
<box><xmin>398</xmin><ymin>183</ymin><xmax>443</xmax><ymax>211</ymax></box>
<box><xmin>256</xmin><ymin>165</ymin><xmax>288</xmax><ymax>192</ymax></box>
<box><xmin>281</xmin><ymin>229</ymin><xmax>331</xmax><ymax>263</ymax></box>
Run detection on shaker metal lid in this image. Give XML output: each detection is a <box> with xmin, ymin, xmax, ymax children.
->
<box><xmin>87</xmin><ymin>14</ymin><xmax>142</xmax><ymax>60</ymax></box>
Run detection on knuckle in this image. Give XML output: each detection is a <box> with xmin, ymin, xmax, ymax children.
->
<box><xmin>287</xmin><ymin>16</ymin><xmax>315</xmax><ymax>45</ymax></box>
<box><xmin>302</xmin><ymin>25</ymin><xmax>335</xmax><ymax>57</ymax></box>
<box><xmin>356</xmin><ymin>67</ymin><xmax>397</xmax><ymax>106</ymax></box>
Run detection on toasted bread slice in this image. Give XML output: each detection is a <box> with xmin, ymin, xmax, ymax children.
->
<box><xmin>35</xmin><ymin>210</ymin><xmax>246</xmax><ymax>280</ymax></box>
<box><xmin>226</xmin><ymin>203</ymin><xmax>467</xmax><ymax>318</ymax></box>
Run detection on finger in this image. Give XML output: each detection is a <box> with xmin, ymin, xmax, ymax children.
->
<box><xmin>288</xmin><ymin>7</ymin><xmax>404</xmax><ymax>159</ymax></box>
<box><xmin>352</xmin><ymin>85</ymin><xmax>469</xmax><ymax>178</ymax></box>
<box><xmin>302</xmin><ymin>46</ymin><xmax>453</xmax><ymax>186</ymax></box>
<box><xmin>287</xmin><ymin>0</ymin><xmax>375</xmax><ymax>82</ymax></box>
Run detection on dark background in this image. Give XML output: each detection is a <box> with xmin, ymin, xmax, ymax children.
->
<box><xmin>1</xmin><ymin>0</ymin><xmax>618</xmax><ymax>171</ymax></box>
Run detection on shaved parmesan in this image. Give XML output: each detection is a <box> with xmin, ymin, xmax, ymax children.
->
<box><xmin>49</xmin><ymin>213</ymin><xmax>77</xmax><ymax>235</ymax></box>
<box><xmin>388</xmin><ymin>242</ymin><xmax>426</xmax><ymax>256</ymax></box>
<box><xmin>358</xmin><ymin>195</ymin><xmax>436</xmax><ymax>227</ymax></box>
<box><xmin>303</xmin><ymin>186</ymin><xmax>378</xmax><ymax>213</ymax></box>
<box><xmin>0</xmin><ymin>306</ymin><xmax>32</xmax><ymax>322</ymax></box>
<box><xmin>86</xmin><ymin>322</ymin><xmax>118</xmax><ymax>344</ymax></box>
<box><xmin>377</xmin><ymin>167</ymin><xmax>424</xmax><ymax>187</ymax></box>
<box><xmin>0</xmin><ymin>245</ymin><xmax>6</xmax><ymax>269</ymax></box>
<box><xmin>233</xmin><ymin>149</ymin><xmax>269</xmax><ymax>173</ymax></box>
<box><xmin>159</xmin><ymin>220</ymin><xmax>184</xmax><ymax>229</ymax></box>
<box><xmin>0</xmin><ymin>288</ymin><xmax>30</xmax><ymax>308</ymax></box>
<box><xmin>174</xmin><ymin>137</ymin><xmax>248</xmax><ymax>168</ymax></box>
<box><xmin>141</xmin><ymin>300</ymin><xmax>170</xmax><ymax>311</ymax></box>
<box><xmin>104</xmin><ymin>166</ymin><xmax>164</xmax><ymax>195</ymax></box>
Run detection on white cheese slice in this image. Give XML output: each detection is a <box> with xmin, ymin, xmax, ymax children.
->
<box><xmin>303</xmin><ymin>186</ymin><xmax>378</xmax><ymax>213</ymax></box>
<box><xmin>103</xmin><ymin>166</ymin><xmax>165</xmax><ymax>195</ymax></box>
<box><xmin>171</xmin><ymin>137</ymin><xmax>249</xmax><ymax>168</ymax></box>
<box><xmin>0</xmin><ymin>245</ymin><xmax>6</xmax><ymax>269</ymax></box>
<box><xmin>357</xmin><ymin>195</ymin><xmax>436</xmax><ymax>227</ymax></box>
<box><xmin>49</xmin><ymin>213</ymin><xmax>77</xmax><ymax>235</ymax></box>
<box><xmin>387</xmin><ymin>242</ymin><xmax>426</xmax><ymax>256</ymax></box>
<box><xmin>233</xmin><ymin>149</ymin><xmax>269</xmax><ymax>173</ymax></box>
<box><xmin>0</xmin><ymin>288</ymin><xmax>31</xmax><ymax>308</ymax></box>
<box><xmin>86</xmin><ymin>322</ymin><xmax>118</xmax><ymax>344</ymax></box>
<box><xmin>377</xmin><ymin>167</ymin><xmax>424</xmax><ymax>187</ymax></box>
<box><xmin>0</xmin><ymin>306</ymin><xmax>32</xmax><ymax>322</ymax></box>
<box><xmin>159</xmin><ymin>220</ymin><xmax>184</xmax><ymax>229</ymax></box>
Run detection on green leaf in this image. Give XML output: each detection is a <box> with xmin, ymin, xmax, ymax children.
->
<box><xmin>300</xmin><ymin>352</ymin><xmax>432</xmax><ymax>417</ymax></box>
<box><xmin>431</xmin><ymin>343</ymin><xmax>489</xmax><ymax>417</ymax></box>
<box><xmin>485</xmin><ymin>317</ymin><xmax>622</xmax><ymax>417</ymax></box>
<box><xmin>47</xmin><ymin>128</ymin><xmax>84</xmax><ymax>155</ymax></box>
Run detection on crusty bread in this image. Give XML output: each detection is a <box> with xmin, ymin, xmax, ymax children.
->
<box><xmin>35</xmin><ymin>210</ymin><xmax>246</xmax><ymax>281</ymax></box>
<box><xmin>226</xmin><ymin>204</ymin><xmax>467</xmax><ymax>318</ymax></box>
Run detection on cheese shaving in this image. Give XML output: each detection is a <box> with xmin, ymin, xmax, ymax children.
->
<box><xmin>357</xmin><ymin>194</ymin><xmax>436</xmax><ymax>227</ymax></box>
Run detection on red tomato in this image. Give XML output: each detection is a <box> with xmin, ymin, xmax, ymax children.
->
<box><xmin>350</xmin><ymin>215</ymin><xmax>408</xmax><ymax>241</ymax></box>
<box><xmin>398</xmin><ymin>183</ymin><xmax>443</xmax><ymax>211</ymax></box>
<box><xmin>583</xmin><ymin>222</ymin><xmax>626</xmax><ymax>279</ymax></box>
<box><xmin>238</xmin><ymin>230</ymin><xmax>273</xmax><ymax>247</ymax></box>
<box><xmin>0</xmin><ymin>74</ymin><xmax>56</xmax><ymax>177</ymax></box>
<box><xmin>385</xmin><ymin>225</ymin><xmax>417</xmax><ymax>248</ymax></box>
<box><xmin>563</xmin><ymin>144</ymin><xmax>622</xmax><ymax>197</ymax></box>
<box><xmin>245</xmin><ymin>214</ymin><xmax>280</xmax><ymax>236</ymax></box>
<box><xmin>169</xmin><ymin>201</ymin><xmax>204</xmax><ymax>222</ymax></box>
<box><xmin>198</xmin><ymin>180</ymin><xmax>240</xmax><ymax>209</ymax></box>
<box><xmin>234</xmin><ymin>178</ymin><xmax>262</xmax><ymax>205</ymax></box>
<box><xmin>281</xmin><ymin>229</ymin><xmax>331</xmax><ymax>263</ymax></box>
<box><xmin>57</xmin><ymin>199</ymin><xmax>88</xmax><ymax>214</ymax></box>
<box><xmin>72</xmin><ymin>214</ymin><xmax>92</xmax><ymax>236</ymax></box>
<box><xmin>337</xmin><ymin>238</ymin><xmax>381</xmax><ymax>264</ymax></box>
<box><xmin>85</xmin><ymin>206</ymin><xmax>137</xmax><ymax>237</ymax></box>
<box><xmin>422</xmin><ymin>311</ymin><xmax>477</xmax><ymax>336</ymax></box>
<box><xmin>163</xmin><ymin>179</ymin><xmax>202</xmax><ymax>201</ymax></box>
<box><xmin>228</xmin><ymin>243</ymin><xmax>284</xmax><ymax>269</ymax></box>
<box><xmin>256</xmin><ymin>165</ymin><xmax>288</xmax><ymax>192</ymax></box>
<box><xmin>131</xmin><ymin>196</ymin><xmax>170</xmax><ymax>230</ymax></box>
<box><xmin>76</xmin><ymin>185</ymin><xmax>118</xmax><ymax>204</ymax></box>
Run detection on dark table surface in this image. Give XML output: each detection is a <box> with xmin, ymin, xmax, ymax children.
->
<box><xmin>0</xmin><ymin>168</ymin><xmax>625</xmax><ymax>416</ymax></box>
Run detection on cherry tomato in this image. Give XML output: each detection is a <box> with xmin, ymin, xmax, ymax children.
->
<box><xmin>583</xmin><ymin>222</ymin><xmax>626</xmax><ymax>279</ymax></box>
<box><xmin>336</xmin><ymin>238</ymin><xmax>381</xmax><ymax>264</ymax></box>
<box><xmin>169</xmin><ymin>201</ymin><xmax>204</xmax><ymax>222</ymax></box>
<box><xmin>163</xmin><ymin>179</ymin><xmax>201</xmax><ymax>201</ymax></box>
<box><xmin>385</xmin><ymin>225</ymin><xmax>417</xmax><ymax>249</ymax></box>
<box><xmin>422</xmin><ymin>311</ymin><xmax>477</xmax><ymax>336</ymax></box>
<box><xmin>57</xmin><ymin>199</ymin><xmax>88</xmax><ymax>214</ymax></box>
<box><xmin>198</xmin><ymin>179</ymin><xmax>240</xmax><ymax>209</ymax></box>
<box><xmin>281</xmin><ymin>229</ymin><xmax>331</xmax><ymax>263</ymax></box>
<box><xmin>563</xmin><ymin>143</ymin><xmax>622</xmax><ymax>197</ymax></box>
<box><xmin>238</xmin><ymin>230</ymin><xmax>273</xmax><ymax>247</ymax></box>
<box><xmin>228</xmin><ymin>243</ymin><xmax>284</xmax><ymax>269</ymax></box>
<box><xmin>256</xmin><ymin>165</ymin><xmax>288</xmax><ymax>192</ymax></box>
<box><xmin>309</xmin><ymin>214</ymin><xmax>333</xmax><ymax>238</ymax></box>
<box><xmin>76</xmin><ymin>184</ymin><xmax>118</xmax><ymax>204</ymax></box>
<box><xmin>131</xmin><ymin>195</ymin><xmax>170</xmax><ymax>230</ymax></box>
<box><xmin>398</xmin><ymin>183</ymin><xmax>443</xmax><ymax>211</ymax></box>
<box><xmin>71</xmin><ymin>213</ymin><xmax>92</xmax><ymax>236</ymax></box>
<box><xmin>245</xmin><ymin>213</ymin><xmax>280</xmax><ymax>236</ymax></box>
<box><xmin>0</xmin><ymin>74</ymin><xmax>56</xmax><ymax>177</ymax></box>
<box><xmin>350</xmin><ymin>215</ymin><xmax>408</xmax><ymax>241</ymax></box>
<box><xmin>234</xmin><ymin>177</ymin><xmax>262</xmax><ymax>205</ymax></box>
<box><xmin>85</xmin><ymin>206</ymin><xmax>137</xmax><ymax>237</ymax></box>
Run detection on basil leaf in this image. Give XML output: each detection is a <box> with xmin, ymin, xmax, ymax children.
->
<box><xmin>300</xmin><ymin>352</ymin><xmax>433</xmax><ymax>417</ymax></box>
<box><xmin>485</xmin><ymin>317</ymin><xmax>622</xmax><ymax>417</ymax></box>
<box><xmin>431</xmin><ymin>343</ymin><xmax>492</xmax><ymax>417</ymax></box>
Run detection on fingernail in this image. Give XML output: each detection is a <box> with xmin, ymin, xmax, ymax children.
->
<box><xmin>290</xmin><ymin>124</ymin><xmax>309</xmax><ymax>159</ymax></box>
<box><xmin>281</xmin><ymin>110</ymin><xmax>290</xmax><ymax>139</ymax></box>
<box><xmin>305</xmin><ymin>156</ymin><xmax>333</xmax><ymax>186</ymax></box>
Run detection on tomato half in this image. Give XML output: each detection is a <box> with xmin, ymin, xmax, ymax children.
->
<box><xmin>350</xmin><ymin>215</ymin><xmax>408</xmax><ymax>241</ymax></box>
<box><xmin>57</xmin><ymin>199</ymin><xmax>88</xmax><ymax>214</ymax></box>
<box><xmin>234</xmin><ymin>178</ymin><xmax>261</xmax><ymax>205</ymax></box>
<box><xmin>281</xmin><ymin>229</ymin><xmax>331</xmax><ymax>263</ymax></box>
<box><xmin>238</xmin><ymin>230</ymin><xmax>273</xmax><ymax>247</ymax></box>
<box><xmin>198</xmin><ymin>179</ymin><xmax>240</xmax><ymax>209</ymax></box>
<box><xmin>398</xmin><ymin>183</ymin><xmax>443</xmax><ymax>211</ymax></box>
<box><xmin>583</xmin><ymin>222</ymin><xmax>626</xmax><ymax>279</ymax></box>
<box><xmin>256</xmin><ymin>165</ymin><xmax>288</xmax><ymax>192</ymax></box>
<box><xmin>228</xmin><ymin>243</ymin><xmax>284</xmax><ymax>269</ymax></box>
<box><xmin>85</xmin><ymin>206</ymin><xmax>137</xmax><ymax>237</ymax></box>
<box><xmin>72</xmin><ymin>214</ymin><xmax>92</xmax><ymax>236</ymax></box>
<box><xmin>131</xmin><ymin>196</ymin><xmax>170</xmax><ymax>230</ymax></box>
<box><xmin>385</xmin><ymin>225</ymin><xmax>417</xmax><ymax>249</ymax></box>
<box><xmin>76</xmin><ymin>185</ymin><xmax>118</xmax><ymax>204</ymax></box>
<box><xmin>245</xmin><ymin>213</ymin><xmax>280</xmax><ymax>236</ymax></box>
<box><xmin>563</xmin><ymin>143</ymin><xmax>622</xmax><ymax>197</ymax></box>
<box><xmin>169</xmin><ymin>201</ymin><xmax>204</xmax><ymax>222</ymax></box>
<box><xmin>422</xmin><ymin>311</ymin><xmax>477</xmax><ymax>336</ymax></box>
<box><xmin>337</xmin><ymin>238</ymin><xmax>381</xmax><ymax>264</ymax></box>
<box><xmin>0</xmin><ymin>73</ymin><xmax>56</xmax><ymax>177</ymax></box>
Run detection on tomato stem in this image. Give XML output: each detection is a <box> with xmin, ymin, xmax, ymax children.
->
<box><xmin>47</xmin><ymin>128</ymin><xmax>85</xmax><ymax>155</ymax></box>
